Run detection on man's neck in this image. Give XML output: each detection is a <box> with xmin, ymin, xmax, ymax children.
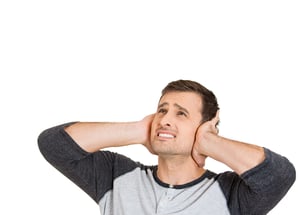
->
<box><xmin>157</xmin><ymin>155</ymin><xmax>206</xmax><ymax>186</ymax></box>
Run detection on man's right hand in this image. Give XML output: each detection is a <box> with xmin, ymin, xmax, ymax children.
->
<box><xmin>139</xmin><ymin>114</ymin><xmax>157</xmax><ymax>155</ymax></box>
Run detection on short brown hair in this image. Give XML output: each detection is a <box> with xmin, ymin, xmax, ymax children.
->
<box><xmin>161</xmin><ymin>79</ymin><xmax>219</xmax><ymax>124</ymax></box>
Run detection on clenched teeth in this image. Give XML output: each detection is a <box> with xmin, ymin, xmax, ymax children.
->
<box><xmin>158</xmin><ymin>133</ymin><xmax>175</xmax><ymax>138</ymax></box>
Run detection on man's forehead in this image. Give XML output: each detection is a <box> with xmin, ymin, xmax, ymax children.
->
<box><xmin>158</xmin><ymin>92</ymin><xmax>202</xmax><ymax>111</ymax></box>
<box><xmin>159</xmin><ymin>92</ymin><xmax>202</xmax><ymax>104</ymax></box>
<box><xmin>158</xmin><ymin>102</ymin><xmax>185</xmax><ymax>109</ymax></box>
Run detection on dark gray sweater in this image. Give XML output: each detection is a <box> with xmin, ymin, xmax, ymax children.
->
<box><xmin>38</xmin><ymin>122</ymin><xmax>296</xmax><ymax>215</ymax></box>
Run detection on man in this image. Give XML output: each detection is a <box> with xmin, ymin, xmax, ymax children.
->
<box><xmin>38</xmin><ymin>79</ymin><xmax>295</xmax><ymax>214</ymax></box>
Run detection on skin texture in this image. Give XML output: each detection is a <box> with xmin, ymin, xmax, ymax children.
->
<box><xmin>65</xmin><ymin>91</ymin><xmax>265</xmax><ymax>186</ymax></box>
<box><xmin>150</xmin><ymin>92</ymin><xmax>207</xmax><ymax>185</ymax></box>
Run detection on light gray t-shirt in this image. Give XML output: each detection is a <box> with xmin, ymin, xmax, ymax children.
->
<box><xmin>38</xmin><ymin>122</ymin><xmax>296</xmax><ymax>215</ymax></box>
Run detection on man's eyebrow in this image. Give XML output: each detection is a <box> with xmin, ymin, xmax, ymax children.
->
<box><xmin>174</xmin><ymin>103</ymin><xmax>189</xmax><ymax>114</ymax></box>
<box><xmin>158</xmin><ymin>102</ymin><xmax>189</xmax><ymax>114</ymax></box>
<box><xmin>158</xmin><ymin>102</ymin><xmax>168</xmax><ymax>109</ymax></box>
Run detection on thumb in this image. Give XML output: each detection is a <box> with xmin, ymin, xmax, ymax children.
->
<box><xmin>192</xmin><ymin>152</ymin><xmax>207</xmax><ymax>168</ymax></box>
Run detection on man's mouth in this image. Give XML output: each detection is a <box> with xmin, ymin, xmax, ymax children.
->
<box><xmin>158</xmin><ymin>133</ymin><xmax>176</xmax><ymax>138</ymax></box>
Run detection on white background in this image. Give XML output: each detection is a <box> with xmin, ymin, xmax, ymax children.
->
<box><xmin>0</xmin><ymin>1</ymin><xmax>299</xmax><ymax>214</ymax></box>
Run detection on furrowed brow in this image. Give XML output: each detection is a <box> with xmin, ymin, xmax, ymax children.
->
<box><xmin>158</xmin><ymin>102</ymin><xmax>169</xmax><ymax>109</ymax></box>
<box><xmin>174</xmin><ymin>103</ymin><xmax>189</xmax><ymax>114</ymax></box>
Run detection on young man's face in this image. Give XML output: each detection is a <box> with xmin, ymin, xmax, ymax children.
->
<box><xmin>150</xmin><ymin>91</ymin><xmax>203</xmax><ymax>157</ymax></box>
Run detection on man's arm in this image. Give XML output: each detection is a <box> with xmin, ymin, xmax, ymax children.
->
<box><xmin>193</xmin><ymin>112</ymin><xmax>265</xmax><ymax>175</ymax></box>
<box><xmin>196</xmin><ymin>134</ymin><xmax>265</xmax><ymax>175</ymax></box>
<box><xmin>64</xmin><ymin>114</ymin><xmax>154</xmax><ymax>153</ymax></box>
<box><xmin>192</xmin><ymin>112</ymin><xmax>295</xmax><ymax>214</ymax></box>
<box><xmin>38</xmin><ymin>115</ymin><xmax>154</xmax><ymax>202</ymax></box>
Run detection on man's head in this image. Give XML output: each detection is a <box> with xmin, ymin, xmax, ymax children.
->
<box><xmin>150</xmin><ymin>79</ymin><xmax>219</xmax><ymax>157</ymax></box>
<box><xmin>160</xmin><ymin>79</ymin><xmax>219</xmax><ymax>124</ymax></box>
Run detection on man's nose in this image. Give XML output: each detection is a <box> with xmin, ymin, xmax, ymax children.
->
<box><xmin>160</xmin><ymin>113</ymin><xmax>172</xmax><ymax>127</ymax></box>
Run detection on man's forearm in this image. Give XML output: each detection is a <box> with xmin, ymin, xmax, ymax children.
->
<box><xmin>65</xmin><ymin>121</ymin><xmax>144</xmax><ymax>153</ymax></box>
<box><xmin>202</xmin><ymin>133</ymin><xmax>265</xmax><ymax>175</ymax></box>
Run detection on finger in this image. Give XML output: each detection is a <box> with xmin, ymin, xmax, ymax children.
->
<box><xmin>212</xmin><ymin>110</ymin><xmax>220</xmax><ymax>127</ymax></box>
<box><xmin>192</xmin><ymin>153</ymin><xmax>207</xmax><ymax>168</ymax></box>
<box><xmin>211</xmin><ymin>110</ymin><xmax>220</xmax><ymax>134</ymax></box>
<box><xmin>214</xmin><ymin>110</ymin><xmax>220</xmax><ymax>121</ymax></box>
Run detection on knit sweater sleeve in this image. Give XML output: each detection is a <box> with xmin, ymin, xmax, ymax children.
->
<box><xmin>217</xmin><ymin>148</ymin><xmax>296</xmax><ymax>215</ymax></box>
<box><xmin>37</xmin><ymin>122</ymin><xmax>138</xmax><ymax>203</ymax></box>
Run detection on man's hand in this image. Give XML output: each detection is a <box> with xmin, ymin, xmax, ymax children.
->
<box><xmin>139</xmin><ymin>114</ymin><xmax>157</xmax><ymax>155</ymax></box>
<box><xmin>192</xmin><ymin>111</ymin><xmax>220</xmax><ymax>167</ymax></box>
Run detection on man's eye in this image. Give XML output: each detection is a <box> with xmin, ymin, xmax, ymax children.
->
<box><xmin>158</xmin><ymin>109</ymin><xmax>167</xmax><ymax>114</ymax></box>
<box><xmin>177</xmin><ymin>111</ymin><xmax>187</xmax><ymax>116</ymax></box>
